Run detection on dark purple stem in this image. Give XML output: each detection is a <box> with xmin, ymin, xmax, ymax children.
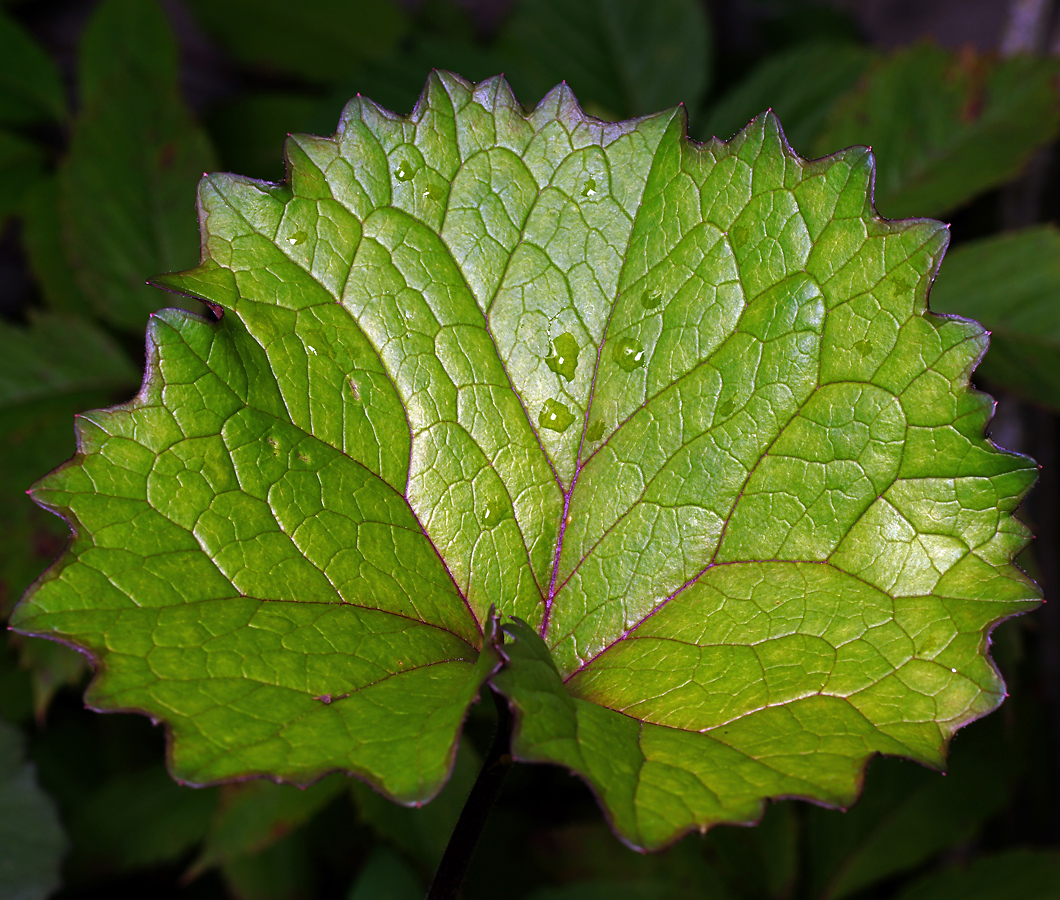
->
<box><xmin>426</xmin><ymin>689</ymin><xmax>514</xmax><ymax>900</ymax></box>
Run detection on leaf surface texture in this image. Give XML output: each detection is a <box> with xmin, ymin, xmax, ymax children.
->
<box><xmin>12</xmin><ymin>73</ymin><xmax>1037</xmax><ymax>847</ymax></box>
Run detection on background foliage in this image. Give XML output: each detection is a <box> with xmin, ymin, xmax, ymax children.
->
<box><xmin>1</xmin><ymin>0</ymin><xmax>1060</xmax><ymax>898</ymax></box>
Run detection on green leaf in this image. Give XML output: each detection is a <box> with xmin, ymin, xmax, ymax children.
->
<box><xmin>531</xmin><ymin>820</ymin><xmax>734</xmax><ymax>899</ymax></box>
<box><xmin>496</xmin><ymin>0</ymin><xmax>712</xmax><ymax>119</ymax></box>
<box><xmin>0</xmin><ymin>313</ymin><xmax>137</xmax><ymax>712</ymax></box>
<box><xmin>804</xmin><ymin>715</ymin><xmax>1022</xmax><ymax>899</ymax></box>
<box><xmin>59</xmin><ymin>0</ymin><xmax>217</xmax><ymax>331</ymax></box>
<box><xmin>12</xmin><ymin>74</ymin><xmax>1037</xmax><ymax>850</ymax></box>
<box><xmin>812</xmin><ymin>44</ymin><xmax>1060</xmax><ymax>218</ymax></box>
<box><xmin>207</xmin><ymin>93</ymin><xmax>339</xmax><ymax>184</ymax></box>
<box><xmin>0</xmin><ymin>129</ymin><xmax>45</xmax><ymax>223</ymax></box>
<box><xmin>0</xmin><ymin>716</ymin><xmax>67</xmax><ymax>899</ymax></box>
<box><xmin>11</xmin><ymin>637</ymin><xmax>88</xmax><ymax>721</ymax></box>
<box><xmin>525</xmin><ymin>883</ymin><xmax>673</xmax><ymax>900</ymax></box>
<box><xmin>0</xmin><ymin>311</ymin><xmax>138</xmax><ymax>619</ymax></box>
<box><xmin>893</xmin><ymin>850</ymin><xmax>1060</xmax><ymax>900</ymax></box>
<box><xmin>219</xmin><ymin>829</ymin><xmax>313</xmax><ymax>900</ymax></box>
<box><xmin>189</xmin><ymin>775</ymin><xmax>345</xmax><ymax>877</ymax></box>
<box><xmin>0</xmin><ymin>11</ymin><xmax>66</xmax><ymax>124</ymax></box>
<box><xmin>699</xmin><ymin>41</ymin><xmax>873</xmax><ymax>149</ymax></box>
<box><xmin>21</xmin><ymin>178</ymin><xmax>92</xmax><ymax>316</ymax></box>
<box><xmin>347</xmin><ymin>847</ymin><xmax>422</xmax><ymax>900</ymax></box>
<box><xmin>185</xmin><ymin>0</ymin><xmax>407</xmax><ymax>82</ymax></box>
<box><xmin>350</xmin><ymin>737</ymin><xmax>479</xmax><ymax>867</ymax></box>
<box><xmin>66</xmin><ymin>764</ymin><xmax>217</xmax><ymax>872</ymax></box>
<box><xmin>930</xmin><ymin>225</ymin><xmax>1060</xmax><ymax>410</ymax></box>
<box><xmin>0</xmin><ymin>314</ymin><xmax>138</xmax><ymax>413</ymax></box>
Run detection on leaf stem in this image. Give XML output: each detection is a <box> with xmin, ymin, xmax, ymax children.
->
<box><xmin>427</xmin><ymin>688</ymin><xmax>514</xmax><ymax>900</ymax></box>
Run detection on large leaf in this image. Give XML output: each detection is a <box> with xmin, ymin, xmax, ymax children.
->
<box><xmin>12</xmin><ymin>74</ymin><xmax>1036</xmax><ymax>850</ymax></box>
<box><xmin>812</xmin><ymin>44</ymin><xmax>1060</xmax><ymax>219</ymax></box>
<box><xmin>929</xmin><ymin>225</ymin><xmax>1060</xmax><ymax>411</ymax></box>
<box><xmin>59</xmin><ymin>0</ymin><xmax>216</xmax><ymax>331</ymax></box>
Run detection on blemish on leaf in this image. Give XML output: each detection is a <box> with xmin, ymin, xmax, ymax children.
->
<box><xmin>854</xmin><ymin>339</ymin><xmax>873</xmax><ymax>356</ymax></box>
<box><xmin>585</xmin><ymin>419</ymin><xmax>605</xmax><ymax>442</ymax></box>
<box><xmin>717</xmin><ymin>397</ymin><xmax>735</xmax><ymax>418</ymax></box>
<box><xmin>641</xmin><ymin>289</ymin><xmax>663</xmax><ymax>310</ymax></box>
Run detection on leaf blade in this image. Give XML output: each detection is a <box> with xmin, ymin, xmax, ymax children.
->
<box><xmin>11</xmin><ymin>73</ymin><xmax>1037</xmax><ymax>843</ymax></box>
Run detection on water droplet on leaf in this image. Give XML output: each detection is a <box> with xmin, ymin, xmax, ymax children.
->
<box><xmin>717</xmin><ymin>397</ymin><xmax>735</xmax><ymax>418</ymax></box>
<box><xmin>545</xmin><ymin>332</ymin><xmax>580</xmax><ymax>382</ymax></box>
<box><xmin>581</xmin><ymin>177</ymin><xmax>597</xmax><ymax>198</ymax></box>
<box><xmin>641</xmin><ymin>290</ymin><xmax>663</xmax><ymax>310</ymax></box>
<box><xmin>482</xmin><ymin>503</ymin><xmax>505</xmax><ymax>528</ymax></box>
<box><xmin>288</xmin><ymin>230</ymin><xmax>307</xmax><ymax>246</ymax></box>
<box><xmin>539</xmin><ymin>399</ymin><xmax>576</xmax><ymax>433</ymax></box>
<box><xmin>422</xmin><ymin>184</ymin><xmax>442</xmax><ymax>200</ymax></box>
<box><xmin>395</xmin><ymin>160</ymin><xmax>414</xmax><ymax>182</ymax></box>
<box><xmin>613</xmin><ymin>336</ymin><xmax>646</xmax><ymax>372</ymax></box>
<box><xmin>854</xmin><ymin>339</ymin><xmax>873</xmax><ymax>356</ymax></box>
<box><xmin>585</xmin><ymin>419</ymin><xmax>605</xmax><ymax>442</ymax></box>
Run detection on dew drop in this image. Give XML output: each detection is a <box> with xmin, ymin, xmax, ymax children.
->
<box><xmin>422</xmin><ymin>184</ymin><xmax>443</xmax><ymax>201</ymax></box>
<box><xmin>585</xmin><ymin>419</ymin><xmax>605</xmax><ymax>442</ymax></box>
<box><xmin>395</xmin><ymin>160</ymin><xmax>414</xmax><ymax>182</ymax></box>
<box><xmin>539</xmin><ymin>398</ymin><xmax>576</xmax><ymax>433</ymax></box>
<box><xmin>581</xmin><ymin>177</ymin><xmax>597</xmax><ymax>198</ymax></box>
<box><xmin>641</xmin><ymin>289</ymin><xmax>663</xmax><ymax>310</ymax></box>
<box><xmin>951</xmin><ymin>667</ymin><xmax>957</xmax><ymax>673</ymax></box>
<box><xmin>717</xmin><ymin>397</ymin><xmax>735</xmax><ymax>418</ymax></box>
<box><xmin>482</xmin><ymin>502</ymin><xmax>505</xmax><ymax>528</ymax></box>
<box><xmin>613</xmin><ymin>336</ymin><xmax>646</xmax><ymax>372</ymax></box>
<box><xmin>287</xmin><ymin>230</ymin><xmax>308</xmax><ymax>246</ymax></box>
<box><xmin>545</xmin><ymin>332</ymin><xmax>580</xmax><ymax>382</ymax></box>
<box><xmin>854</xmin><ymin>339</ymin><xmax>873</xmax><ymax>357</ymax></box>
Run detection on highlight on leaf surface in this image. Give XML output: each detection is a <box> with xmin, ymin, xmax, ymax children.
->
<box><xmin>11</xmin><ymin>71</ymin><xmax>1039</xmax><ymax>851</ymax></box>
